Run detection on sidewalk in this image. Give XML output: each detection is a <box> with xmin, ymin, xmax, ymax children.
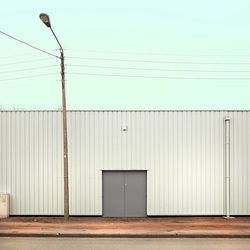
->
<box><xmin>0</xmin><ymin>217</ymin><xmax>250</xmax><ymax>238</ymax></box>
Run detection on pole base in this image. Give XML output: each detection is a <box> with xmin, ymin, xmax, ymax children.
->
<box><xmin>223</xmin><ymin>216</ymin><xmax>235</xmax><ymax>219</ymax></box>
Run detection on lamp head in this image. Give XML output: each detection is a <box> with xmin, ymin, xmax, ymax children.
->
<box><xmin>39</xmin><ymin>13</ymin><xmax>51</xmax><ymax>28</ymax></box>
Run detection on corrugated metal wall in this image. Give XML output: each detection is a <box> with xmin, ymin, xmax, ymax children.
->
<box><xmin>0</xmin><ymin>110</ymin><xmax>250</xmax><ymax>215</ymax></box>
<box><xmin>0</xmin><ymin>111</ymin><xmax>63</xmax><ymax>215</ymax></box>
<box><xmin>229</xmin><ymin>112</ymin><xmax>250</xmax><ymax>215</ymax></box>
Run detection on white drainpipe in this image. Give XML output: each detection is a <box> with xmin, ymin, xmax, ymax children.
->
<box><xmin>224</xmin><ymin>116</ymin><xmax>231</xmax><ymax>218</ymax></box>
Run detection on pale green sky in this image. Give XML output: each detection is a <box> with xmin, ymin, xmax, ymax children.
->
<box><xmin>1</xmin><ymin>0</ymin><xmax>250</xmax><ymax>109</ymax></box>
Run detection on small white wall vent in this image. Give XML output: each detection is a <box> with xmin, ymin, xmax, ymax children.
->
<box><xmin>121</xmin><ymin>125</ymin><xmax>128</xmax><ymax>131</ymax></box>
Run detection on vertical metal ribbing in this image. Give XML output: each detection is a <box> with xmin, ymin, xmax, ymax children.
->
<box><xmin>3</xmin><ymin>111</ymin><xmax>250</xmax><ymax>216</ymax></box>
<box><xmin>224</xmin><ymin>116</ymin><xmax>231</xmax><ymax>218</ymax></box>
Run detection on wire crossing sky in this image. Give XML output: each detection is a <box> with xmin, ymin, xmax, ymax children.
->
<box><xmin>1</xmin><ymin>0</ymin><xmax>250</xmax><ymax>109</ymax></box>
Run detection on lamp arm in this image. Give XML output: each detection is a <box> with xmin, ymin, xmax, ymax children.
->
<box><xmin>50</xmin><ymin>27</ymin><xmax>63</xmax><ymax>52</ymax></box>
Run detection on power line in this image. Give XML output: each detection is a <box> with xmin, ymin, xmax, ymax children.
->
<box><xmin>67</xmin><ymin>56</ymin><xmax>250</xmax><ymax>65</ymax></box>
<box><xmin>0</xmin><ymin>65</ymin><xmax>58</xmax><ymax>74</ymax></box>
<box><xmin>0</xmin><ymin>58</ymin><xmax>55</xmax><ymax>66</ymax></box>
<box><xmin>0</xmin><ymin>30</ymin><xmax>60</xmax><ymax>59</ymax></box>
<box><xmin>64</xmin><ymin>48</ymin><xmax>250</xmax><ymax>58</ymax></box>
<box><xmin>67</xmin><ymin>72</ymin><xmax>250</xmax><ymax>80</ymax></box>
<box><xmin>67</xmin><ymin>64</ymin><xmax>250</xmax><ymax>73</ymax></box>
<box><xmin>0</xmin><ymin>73</ymin><xmax>58</xmax><ymax>82</ymax></box>
<box><xmin>0</xmin><ymin>50</ymin><xmax>59</xmax><ymax>60</ymax></box>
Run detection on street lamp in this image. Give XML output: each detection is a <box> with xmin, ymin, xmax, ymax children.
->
<box><xmin>39</xmin><ymin>13</ymin><xmax>69</xmax><ymax>220</ymax></box>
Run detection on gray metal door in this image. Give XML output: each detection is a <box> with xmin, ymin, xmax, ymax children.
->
<box><xmin>103</xmin><ymin>171</ymin><xmax>146</xmax><ymax>217</ymax></box>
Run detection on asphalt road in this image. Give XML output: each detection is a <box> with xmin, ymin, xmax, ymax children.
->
<box><xmin>1</xmin><ymin>237</ymin><xmax>250</xmax><ymax>250</ymax></box>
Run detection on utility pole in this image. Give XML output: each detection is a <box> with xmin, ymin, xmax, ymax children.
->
<box><xmin>60</xmin><ymin>50</ymin><xmax>69</xmax><ymax>220</ymax></box>
<box><xmin>40</xmin><ymin>13</ymin><xmax>69</xmax><ymax>220</ymax></box>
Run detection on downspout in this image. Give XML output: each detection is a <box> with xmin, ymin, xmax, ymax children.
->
<box><xmin>224</xmin><ymin>116</ymin><xmax>231</xmax><ymax>218</ymax></box>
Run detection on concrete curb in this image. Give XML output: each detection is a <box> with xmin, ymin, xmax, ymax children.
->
<box><xmin>0</xmin><ymin>233</ymin><xmax>250</xmax><ymax>238</ymax></box>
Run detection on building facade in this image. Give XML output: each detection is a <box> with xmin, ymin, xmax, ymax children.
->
<box><xmin>0</xmin><ymin>110</ymin><xmax>250</xmax><ymax>216</ymax></box>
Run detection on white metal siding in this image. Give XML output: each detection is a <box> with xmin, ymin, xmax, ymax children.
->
<box><xmin>0</xmin><ymin>111</ymin><xmax>63</xmax><ymax>215</ymax></box>
<box><xmin>229</xmin><ymin>112</ymin><xmax>250</xmax><ymax>215</ymax></box>
<box><xmin>0</xmin><ymin>110</ymin><xmax>250</xmax><ymax>215</ymax></box>
<box><xmin>146</xmin><ymin>111</ymin><xmax>226</xmax><ymax>215</ymax></box>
